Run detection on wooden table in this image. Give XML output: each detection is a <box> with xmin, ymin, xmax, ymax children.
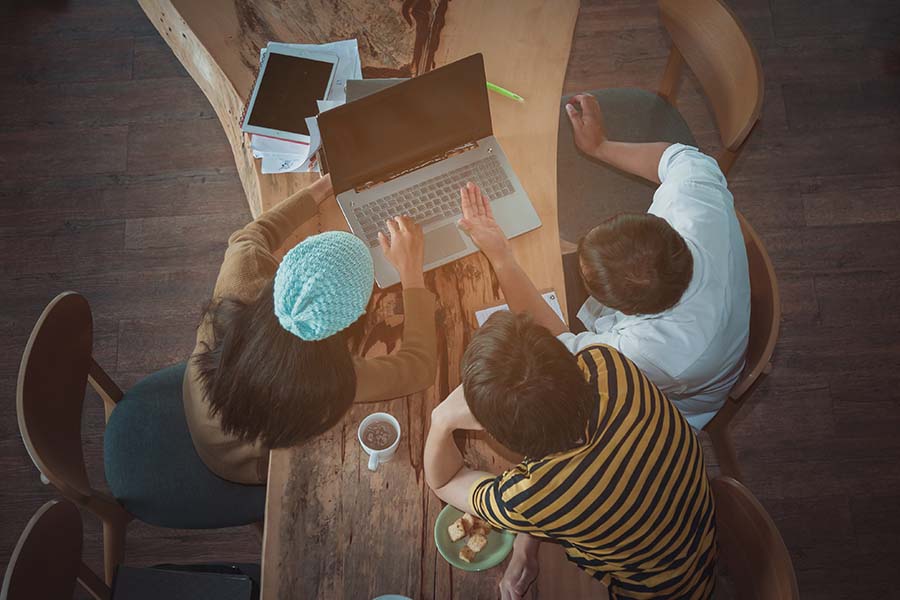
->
<box><xmin>138</xmin><ymin>1</ymin><xmax>608</xmax><ymax>597</ymax></box>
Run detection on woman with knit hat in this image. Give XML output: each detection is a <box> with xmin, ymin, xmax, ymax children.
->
<box><xmin>183</xmin><ymin>175</ymin><xmax>437</xmax><ymax>484</ymax></box>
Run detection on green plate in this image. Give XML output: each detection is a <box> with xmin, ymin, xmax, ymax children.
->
<box><xmin>434</xmin><ymin>504</ymin><xmax>515</xmax><ymax>571</ymax></box>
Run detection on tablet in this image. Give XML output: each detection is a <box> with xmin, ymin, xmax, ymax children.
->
<box><xmin>241</xmin><ymin>48</ymin><xmax>340</xmax><ymax>144</ymax></box>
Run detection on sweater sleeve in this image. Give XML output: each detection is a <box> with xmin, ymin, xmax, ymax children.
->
<box><xmin>353</xmin><ymin>287</ymin><xmax>438</xmax><ymax>402</ymax></box>
<box><xmin>227</xmin><ymin>186</ymin><xmax>320</xmax><ymax>254</ymax></box>
<box><xmin>212</xmin><ymin>184</ymin><xmax>321</xmax><ymax>302</ymax></box>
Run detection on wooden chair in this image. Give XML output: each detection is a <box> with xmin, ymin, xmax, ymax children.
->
<box><xmin>1</xmin><ymin>499</ymin><xmax>110</xmax><ymax>600</ymax></box>
<box><xmin>556</xmin><ymin>0</ymin><xmax>763</xmax><ymax>243</ymax></box>
<box><xmin>17</xmin><ymin>292</ymin><xmax>266</xmax><ymax>586</ymax></box>
<box><xmin>712</xmin><ymin>477</ymin><xmax>800</xmax><ymax>599</ymax></box>
<box><xmin>658</xmin><ymin>0</ymin><xmax>765</xmax><ymax>175</ymax></box>
<box><xmin>17</xmin><ymin>292</ymin><xmax>131</xmax><ymax>585</ymax></box>
<box><xmin>703</xmin><ymin>213</ymin><xmax>780</xmax><ymax>480</ymax></box>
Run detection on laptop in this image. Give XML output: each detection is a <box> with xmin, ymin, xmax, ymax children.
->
<box><xmin>318</xmin><ymin>53</ymin><xmax>542</xmax><ymax>288</ymax></box>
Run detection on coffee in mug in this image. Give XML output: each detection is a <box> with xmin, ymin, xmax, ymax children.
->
<box><xmin>357</xmin><ymin>412</ymin><xmax>401</xmax><ymax>472</ymax></box>
<box><xmin>362</xmin><ymin>421</ymin><xmax>398</xmax><ymax>450</ymax></box>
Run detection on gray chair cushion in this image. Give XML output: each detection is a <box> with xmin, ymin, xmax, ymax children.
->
<box><xmin>556</xmin><ymin>88</ymin><xmax>697</xmax><ymax>243</ymax></box>
<box><xmin>104</xmin><ymin>363</ymin><xmax>266</xmax><ymax>529</ymax></box>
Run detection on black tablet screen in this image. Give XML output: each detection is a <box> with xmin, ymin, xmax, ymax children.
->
<box><xmin>246</xmin><ymin>53</ymin><xmax>334</xmax><ymax>136</ymax></box>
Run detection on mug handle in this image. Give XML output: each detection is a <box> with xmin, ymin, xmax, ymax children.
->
<box><xmin>368</xmin><ymin>451</ymin><xmax>379</xmax><ymax>472</ymax></box>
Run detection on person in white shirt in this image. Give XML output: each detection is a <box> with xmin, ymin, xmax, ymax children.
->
<box><xmin>559</xmin><ymin>93</ymin><xmax>751</xmax><ymax>429</ymax></box>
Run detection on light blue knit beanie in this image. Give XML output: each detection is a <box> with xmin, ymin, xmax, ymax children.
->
<box><xmin>273</xmin><ymin>231</ymin><xmax>375</xmax><ymax>341</ymax></box>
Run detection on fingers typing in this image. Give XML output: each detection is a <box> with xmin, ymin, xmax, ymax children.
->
<box><xmin>385</xmin><ymin>217</ymin><xmax>399</xmax><ymax>238</ymax></box>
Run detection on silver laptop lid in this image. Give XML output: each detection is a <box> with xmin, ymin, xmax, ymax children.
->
<box><xmin>318</xmin><ymin>53</ymin><xmax>493</xmax><ymax>195</ymax></box>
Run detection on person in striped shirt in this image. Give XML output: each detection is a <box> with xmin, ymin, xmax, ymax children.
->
<box><xmin>423</xmin><ymin>183</ymin><xmax>717</xmax><ymax>599</ymax></box>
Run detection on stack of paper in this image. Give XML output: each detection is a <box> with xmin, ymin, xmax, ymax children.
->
<box><xmin>249</xmin><ymin>39</ymin><xmax>362</xmax><ymax>175</ymax></box>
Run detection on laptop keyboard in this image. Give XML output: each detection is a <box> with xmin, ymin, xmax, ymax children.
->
<box><xmin>355</xmin><ymin>155</ymin><xmax>515</xmax><ymax>247</ymax></box>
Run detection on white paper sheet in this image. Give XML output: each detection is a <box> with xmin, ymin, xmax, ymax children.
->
<box><xmin>257</xmin><ymin>116</ymin><xmax>322</xmax><ymax>173</ymax></box>
<box><xmin>260</xmin><ymin>156</ymin><xmax>306</xmax><ymax>174</ymax></box>
<box><xmin>475</xmin><ymin>291</ymin><xmax>566</xmax><ymax>327</ymax></box>
<box><xmin>251</xmin><ymin>135</ymin><xmax>308</xmax><ymax>158</ymax></box>
<box><xmin>316</xmin><ymin>100</ymin><xmax>342</xmax><ymax>113</ymax></box>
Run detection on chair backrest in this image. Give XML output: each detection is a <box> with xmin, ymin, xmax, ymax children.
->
<box><xmin>729</xmin><ymin>212</ymin><xmax>780</xmax><ymax>401</ymax></box>
<box><xmin>1</xmin><ymin>499</ymin><xmax>111</xmax><ymax>600</ymax></box>
<box><xmin>17</xmin><ymin>292</ymin><xmax>95</xmax><ymax>500</ymax></box>
<box><xmin>1</xmin><ymin>500</ymin><xmax>84</xmax><ymax>600</ymax></box>
<box><xmin>712</xmin><ymin>477</ymin><xmax>799</xmax><ymax>600</ymax></box>
<box><xmin>658</xmin><ymin>0</ymin><xmax>764</xmax><ymax>152</ymax></box>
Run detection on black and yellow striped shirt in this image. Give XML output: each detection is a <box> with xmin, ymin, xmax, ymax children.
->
<box><xmin>470</xmin><ymin>345</ymin><xmax>717</xmax><ymax>599</ymax></box>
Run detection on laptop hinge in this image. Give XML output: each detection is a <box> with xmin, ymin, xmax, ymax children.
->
<box><xmin>354</xmin><ymin>141</ymin><xmax>480</xmax><ymax>193</ymax></box>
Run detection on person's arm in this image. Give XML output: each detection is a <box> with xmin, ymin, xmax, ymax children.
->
<box><xmin>212</xmin><ymin>175</ymin><xmax>333</xmax><ymax>300</ymax></box>
<box><xmin>424</xmin><ymin>385</ymin><xmax>495</xmax><ymax>512</ymax></box>
<box><xmin>354</xmin><ymin>216</ymin><xmax>438</xmax><ymax>401</ymax></box>
<box><xmin>227</xmin><ymin>174</ymin><xmax>334</xmax><ymax>253</ymax></box>
<box><xmin>499</xmin><ymin>534</ymin><xmax>542</xmax><ymax>600</ymax></box>
<box><xmin>457</xmin><ymin>183</ymin><xmax>568</xmax><ymax>336</ymax></box>
<box><xmin>565</xmin><ymin>94</ymin><xmax>671</xmax><ymax>184</ymax></box>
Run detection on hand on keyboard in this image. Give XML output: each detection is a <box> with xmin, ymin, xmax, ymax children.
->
<box><xmin>457</xmin><ymin>182</ymin><xmax>511</xmax><ymax>266</ymax></box>
<box><xmin>378</xmin><ymin>216</ymin><xmax>425</xmax><ymax>289</ymax></box>
<box><xmin>356</xmin><ymin>156</ymin><xmax>514</xmax><ymax>247</ymax></box>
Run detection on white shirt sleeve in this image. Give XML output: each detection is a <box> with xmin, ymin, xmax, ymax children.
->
<box><xmin>657</xmin><ymin>143</ymin><xmax>727</xmax><ymax>189</ymax></box>
<box><xmin>651</xmin><ymin>144</ymin><xmax>736</xmax><ymax>261</ymax></box>
<box><xmin>557</xmin><ymin>329</ymin><xmax>623</xmax><ymax>356</ymax></box>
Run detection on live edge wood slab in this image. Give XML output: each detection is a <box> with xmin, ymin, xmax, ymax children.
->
<box><xmin>137</xmin><ymin>1</ymin><xmax>608</xmax><ymax>598</ymax></box>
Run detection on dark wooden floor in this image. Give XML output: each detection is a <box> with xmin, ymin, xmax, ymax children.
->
<box><xmin>1</xmin><ymin>0</ymin><xmax>899</xmax><ymax>598</ymax></box>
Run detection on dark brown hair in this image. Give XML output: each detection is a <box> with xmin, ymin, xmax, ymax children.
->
<box><xmin>194</xmin><ymin>280</ymin><xmax>356</xmax><ymax>449</ymax></box>
<box><xmin>462</xmin><ymin>312</ymin><xmax>593</xmax><ymax>458</ymax></box>
<box><xmin>578</xmin><ymin>213</ymin><xmax>693</xmax><ymax>315</ymax></box>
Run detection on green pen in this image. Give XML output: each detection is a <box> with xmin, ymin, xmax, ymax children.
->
<box><xmin>486</xmin><ymin>81</ymin><xmax>525</xmax><ymax>103</ymax></box>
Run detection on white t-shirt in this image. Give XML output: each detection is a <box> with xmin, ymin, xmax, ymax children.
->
<box><xmin>558</xmin><ymin>144</ymin><xmax>750</xmax><ymax>429</ymax></box>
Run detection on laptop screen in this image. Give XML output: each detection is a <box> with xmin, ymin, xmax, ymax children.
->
<box><xmin>319</xmin><ymin>54</ymin><xmax>493</xmax><ymax>194</ymax></box>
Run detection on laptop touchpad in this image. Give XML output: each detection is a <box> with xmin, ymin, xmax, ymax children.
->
<box><xmin>424</xmin><ymin>224</ymin><xmax>467</xmax><ymax>265</ymax></box>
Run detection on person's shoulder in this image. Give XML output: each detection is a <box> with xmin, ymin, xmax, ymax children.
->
<box><xmin>573</xmin><ymin>343</ymin><xmax>640</xmax><ymax>389</ymax></box>
<box><xmin>655</xmin><ymin>145</ymin><xmax>730</xmax><ymax>209</ymax></box>
<box><xmin>658</xmin><ymin>144</ymin><xmax>725</xmax><ymax>184</ymax></box>
<box><xmin>576</xmin><ymin>339</ymin><xmax>675</xmax><ymax>395</ymax></box>
<box><xmin>575</xmin><ymin>342</ymin><xmax>629</xmax><ymax>368</ymax></box>
<box><xmin>485</xmin><ymin>461</ymin><xmax>544</xmax><ymax>506</ymax></box>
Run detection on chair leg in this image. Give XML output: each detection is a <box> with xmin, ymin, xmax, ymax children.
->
<box><xmin>716</xmin><ymin>147</ymin><xmax>739</xmax><ymax>176</ymax></box>
<box><xmin>102</xmin><ymin>518</ymin><xmax>127</xmax><ymax>585</ymax></box>
<box><xmin>716</xmin><ymin>120</ymin><xmax>759</xmax><ymax>177</ymax></box>
<box><xmin>252</xmin><ymin>520</ymin><xmax>264</xmax><ymax>541</ymax></box>
<box><xmin>658</xmin><ymin>47</ymin><xmax>685</xmax><ymax>105</ymax></box>
<box><xmin>78</xmin><ymin>561</ymin><xmax>112</xmax><ymax>600</ymax></box>
<box><xmin>707</xmin><ymin>424</ymin><xmax>743</xmax><ymax>482</ymax></box>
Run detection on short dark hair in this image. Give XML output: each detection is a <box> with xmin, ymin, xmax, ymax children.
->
<box><xmin>578</xmin><ymin>213</ymin><xmax>693</xmax><ymax>315</ymax></box>
<box><xmin>194</xmin><ymin>280</ymin><xmax>356</xmax><ymax>449</ymax></box>
<box><xmin>462</xmin><ymin>312</ymin><xmax>593</xmax><ymax>458</ymax></box>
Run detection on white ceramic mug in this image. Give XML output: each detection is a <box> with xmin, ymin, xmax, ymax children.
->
<box><xmin>358</xmin><ymin>412</ymin><xmax>401</xmax><ymax>471</ymax></box>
